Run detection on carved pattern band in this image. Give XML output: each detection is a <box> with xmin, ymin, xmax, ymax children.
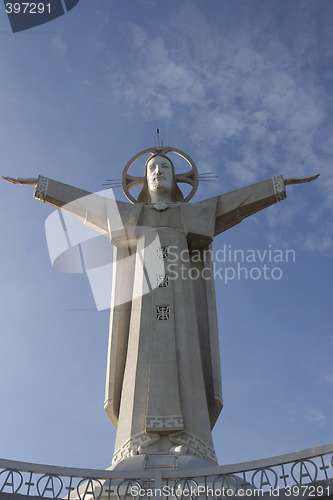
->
<box><xmin>145</xmin><ymin>414</ymin><xmax>184</xmax><ymax>431</ymax></box>
<box><xmin>112</xmin><ymin>432</ymin><xmax>158</xmax><ymax>464</ymax></box>
<box><xmin>273</xmin><ymin>175</ymin><xmax>286</xmax><ymax>202</ymax></box>
<box><xmin>169</xmin><ymin>431</ymin><xmax>217</xmax><ymax>464</ymax></box>
<box><xmin>112</xmin><ymin>430</ymin><xmax>217</xmax><ymax>464</ymax></box>
<box><xmin>34</xmin><ymin>176</ymin><xmax>49</xmax><ymax>201</ymax></box>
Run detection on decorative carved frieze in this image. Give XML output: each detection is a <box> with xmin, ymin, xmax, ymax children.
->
<box><xmin>145</xmin><ymin>415</ymin><xmax>184</xmax><ymax>431</ymax></box>
<box><xmin>112</xmin><ymin>432</ymin><xmax>158</xmax><ymax>464</ymax></box>
<box><xmin>170</xmin><ymin>431</ymin><xmax>217</xmax><ymax>464</ymax></box>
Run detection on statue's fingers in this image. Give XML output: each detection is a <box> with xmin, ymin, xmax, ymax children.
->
<box><xmin>308</xmin><ymin>173</ymin><xmax>320</xmax><ymax>182</ymax></box>
<box><xmin>1</xmin><ymin>176</ymin><xmax>16</xmax><ymax>183</ymax></box>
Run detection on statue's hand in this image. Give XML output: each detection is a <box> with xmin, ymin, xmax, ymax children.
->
<box><xmin>284</xmin><ymin>173</ymin><xmax>320</xmax><ymax>185</ymax></box>
<box><xmin>1</xmin><ymin>176</ymin><xmax>38</xmax><ymax>186</ymax></box>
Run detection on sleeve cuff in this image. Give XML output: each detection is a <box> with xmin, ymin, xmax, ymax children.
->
<box><xmin>273</xmin><ymin>175</ymin><xmax>287</xmax><ymax>202</ymax></box>
<box><xmin>34</xmin><ymin>175</ymin><xmax>49</xmax><ymax>201</ymax></box>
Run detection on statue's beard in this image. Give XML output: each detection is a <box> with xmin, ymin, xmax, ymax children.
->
<box><xmin>150</xmin><ymin>178</ymin><xmax>169</xmax><ymax>190</ymax></box>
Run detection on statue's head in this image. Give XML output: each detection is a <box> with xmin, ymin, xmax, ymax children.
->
<box><xmin>122</xmin><ymin>147</ymin><xmax>199</xmax><ymax>204</ymax></box>
<box><xmin>138</xmin><ymin>154</ymin><xmax>184</xmax><ymax>203</ymax></box>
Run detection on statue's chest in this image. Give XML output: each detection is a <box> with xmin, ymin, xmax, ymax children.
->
<box><xmin>135</xmin><ymin>203</ymin><xmax>215</xmax><ymax>249</ymax></box>
<box><xmin>138</xmin><ymin>204</ymin><xmax>184</xmax><ymax>231</ymax></box>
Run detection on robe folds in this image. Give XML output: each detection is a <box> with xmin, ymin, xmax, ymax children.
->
<box><xmin>34</xmin><ymin>174</ymin><xmax>286</xmax><ymax>464</ymax></box>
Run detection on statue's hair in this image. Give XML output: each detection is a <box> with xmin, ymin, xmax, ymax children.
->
<box><xmin>138</xmin><ymin>154</ymin><xmax>184</xmax><ymax>203</ymax></box>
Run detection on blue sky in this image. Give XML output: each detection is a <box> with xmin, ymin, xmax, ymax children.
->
<box><xmin>0</xmin><ymin>0</ymin><xmax>332</xmax><ymax>469</ymax></box>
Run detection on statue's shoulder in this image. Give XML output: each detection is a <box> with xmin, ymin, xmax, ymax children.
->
<box><xmin>179</xmin><ymin>196</ymin><xmax>219</xmax><ymax>211</ymax></box>
<box><xmin>106</xmin><ymin>199</ymin><xmax>144</xmax><ymax>219</ymax></box>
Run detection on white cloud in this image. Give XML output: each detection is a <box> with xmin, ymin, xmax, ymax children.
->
<box><xmin>320</xmin><ymin>370</ymin><xmax>333</xmax><ymax>386</ymax></box>
<box><xmin>50</xmin><ymin>34</ymin><xmax>67</xmax><ymax>56</ymax></box>
<box><xmin>304</xmin><ymin>409</ymin><xmax>326</xmax><ymax>428</ymax></box>
<box><xmin>125</xmin><ymin>23</ymin><xmax>147</xmax><ymax>49</ymax></box>
<box><xmin>105</xmin><ymin>5</ymin><xmax>333</xmax><ymax>253</ymax></box>
<box><xmin>110</xmin><ymin>15</ymin><xmax>330</xmax><ymax>160</ymax></box>
<box><xmin>280</xmin><ymin>403</ymin><xmax>327</xmax><ymax>428</ymax></box>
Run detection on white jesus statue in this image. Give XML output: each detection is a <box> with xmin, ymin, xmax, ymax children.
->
<box><xmin>2</xmin><ymin>146</ymin><xmax>319</xmax><ymax>467</ymax></box>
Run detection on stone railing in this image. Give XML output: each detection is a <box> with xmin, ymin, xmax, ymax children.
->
<box><xmin>0</xmin><ymin>443</ymin><xmax>332</xmax><ymax>499</ymax></box>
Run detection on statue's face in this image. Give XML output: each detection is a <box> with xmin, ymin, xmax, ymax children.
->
<box><xmin>146</xmin><ymin>156</ymin><xmax>173</xmax><ymax>194</ymax></box>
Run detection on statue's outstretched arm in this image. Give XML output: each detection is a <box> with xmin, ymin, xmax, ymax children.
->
<box><xmin>284</xmin><ymin>173</ymin><xmax>320</xmax><ymax>185</ymax></box>
<box><xmin>214</xmin><ymin>173</ymin><xmax>319</xmax><ymax>236</ymax></box>
<box><xmin>2</xmin><ymin>175</ymin><xmax>109</xmax><ymax>235</ymax></box>
<box><xmin>1</xmin><ymin>176</ymin><xmax>38</xmax><ymax>185</ymax></box>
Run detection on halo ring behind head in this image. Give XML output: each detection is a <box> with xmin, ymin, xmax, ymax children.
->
<box><xmin>122</xmin><ymin>146</ymin><xmax>199</xmax><ymax>204</ymax></box>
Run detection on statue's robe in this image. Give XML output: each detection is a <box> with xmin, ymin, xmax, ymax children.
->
<box><xmin>34</xmin><ymin>175</ymin><xmax>286</xmax><ymax>464</ymax></box>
